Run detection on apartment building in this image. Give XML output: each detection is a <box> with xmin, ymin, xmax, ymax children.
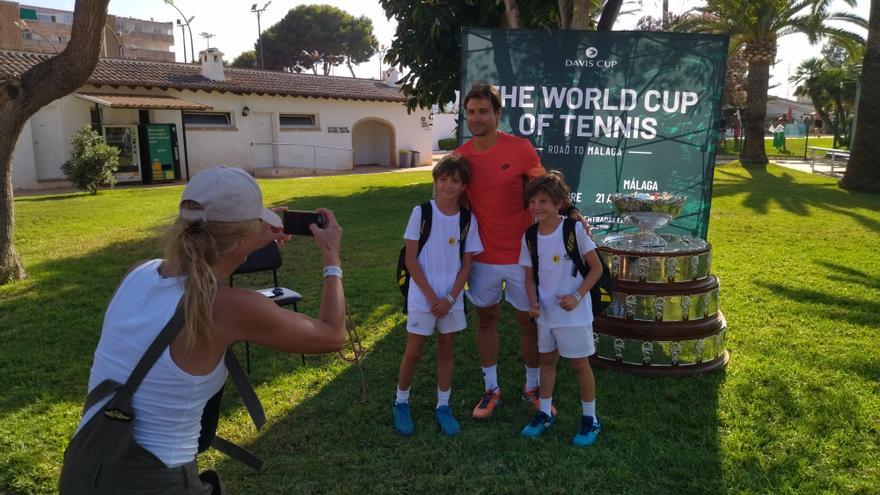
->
<box><xmin>0</xmin><ymin>0</ymin><xmax>174</xmax><ymax>62</ymax></box>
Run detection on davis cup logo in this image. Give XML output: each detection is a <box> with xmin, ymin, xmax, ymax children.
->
<box><xmin>565</xmin><ymin>46</ymin><xmax>618</xmax><ymax>68</ymax></box>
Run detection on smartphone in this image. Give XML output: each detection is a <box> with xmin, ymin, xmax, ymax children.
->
<box><xmin>283</xmin><ymin>210</ymin><xmax>324</xmax><ymax>236</ymax></box>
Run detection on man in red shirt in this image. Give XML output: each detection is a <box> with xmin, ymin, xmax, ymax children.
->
<box><xmin>455</xmin><ymin>83</ymin><xmax>547</xmax><ymax>418</ymax></box>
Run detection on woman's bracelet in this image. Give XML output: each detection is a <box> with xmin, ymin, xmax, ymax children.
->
<box><xmin>571</xmin><ymin>290</ymin><xmax>582</xmax><ymax>302</ymax></box>
<box><xmin>444</xmin><ymin>294</ymin><xmax>456</xmax><ymax>305</ymax></box>
<box><xmin>323</xmin><ymin>265</ymin><xmax>343</xmax><ymax>279</ymax></box>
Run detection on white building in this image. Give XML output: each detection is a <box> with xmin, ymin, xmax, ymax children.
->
<box><xmin>3</xmin><ymin>48</ymin><xmax>433</xmax><ymax>191</ymax></box>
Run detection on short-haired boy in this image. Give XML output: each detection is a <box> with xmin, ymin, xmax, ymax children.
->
<box><xmin>393</xmin><ymin>155</ymin><xmax>483</xmax><ymax>436</ymax></box>
<box><xmin>519</xmin><ymin>171</ymin><xmax>603</xmax><ymax>446</ymax></box>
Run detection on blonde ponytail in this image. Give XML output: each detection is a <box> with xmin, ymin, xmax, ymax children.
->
<box><xmin>164</xmin><ymin>202</ymin><xmax>261</xmax><ymax>351</ymax></box>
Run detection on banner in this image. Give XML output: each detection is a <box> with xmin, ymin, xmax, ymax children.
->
<box><xmin>459</xmin><ymin>29</ymin><xmax>729</xmax><ymax>239</ymax></box>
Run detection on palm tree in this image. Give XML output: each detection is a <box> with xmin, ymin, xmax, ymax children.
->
<box><xmin>791</xmin><ymin>57</ymin><xmax>859</xmax><ymax>147</ymax></box>
<box><xmin>841</xmin><ymin>0</ymin><xmax>880</xmax><ymax>192</ymax></box>
<box><xmin>678</xmin><ymin>0</ymin><xmax>866</xmax><ymax>165</ymax></box>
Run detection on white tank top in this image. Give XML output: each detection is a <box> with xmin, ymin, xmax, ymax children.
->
<box><xmin>77</xmin><ymin>259</ymin><xmax>228</xmax><ymax>467</ymax></box>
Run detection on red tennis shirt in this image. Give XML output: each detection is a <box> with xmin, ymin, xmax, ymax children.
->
<box><xmin>456</xmin><ymin>132</ymin><xmax>545</xmax><ymax>264</ymax></box>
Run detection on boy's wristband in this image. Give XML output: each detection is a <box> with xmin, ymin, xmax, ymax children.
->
<box><xmin>571</xmin><ymin>291</ymin><xmax>582</xmax><ymax>302</ymax></box>
<box><xmin>323</xmin><ymin>265</ymin><xmax>343</xmax><ymax>279</ymax></box>
<box><xmin>444</xmin><ymin>294</ymin><xmax>456</xmax><ymax>305</ymax></box>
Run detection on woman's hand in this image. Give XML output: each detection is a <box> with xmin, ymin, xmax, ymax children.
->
<box><xmin>311</xmin><ymin>208</ymin><xmax>342</xmax><ymax>266</ymax></box>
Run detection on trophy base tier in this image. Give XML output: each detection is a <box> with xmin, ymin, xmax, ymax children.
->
<box><xmin>589</xmin><ymin>311</ymin><xmax>728</xmax><ymax>376</ymax></box>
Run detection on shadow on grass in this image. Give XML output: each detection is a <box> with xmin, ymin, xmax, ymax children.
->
<box><xmin>0</xmin><ymin>181</ymin><xmax>433</xmax><ymax>419</ymax></box>
<box><xmin>2</xmin><ymin>178</ymin><xmax>728</xmax><ymax>493</ymax></box>
<box><xmin>211</xmin><ymin>312</ymin><xmax>727</xmax><ymax>494</ymax></box>
<box><xmin>712</xmin><ymin>164</ymin><xmax>880</xmax><ymax>232</ymax></box>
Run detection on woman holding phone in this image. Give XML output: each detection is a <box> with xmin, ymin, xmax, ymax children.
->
<box><xmin>60</xmin><ymin>165</ymin><xmax>346</xmax><ymax>494</ymax></box>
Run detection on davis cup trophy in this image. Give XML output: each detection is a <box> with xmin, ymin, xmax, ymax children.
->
<box><xmin>590</xmin><ymin>193</ymin><xmax>729</xmax><ymax>375</ymax></box>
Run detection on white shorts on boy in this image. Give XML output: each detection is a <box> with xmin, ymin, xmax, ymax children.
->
<box><xmin>466</xmin><ymin>261</ymin><xmax>529</xmax><ymax>311</ymax></box>
<box><xmin>406</xmin><ymin>309</ymin><xmax>467</xmax><ymax>336</ymax></box>
<box><xmin>537</xmin><ymin>323</ymin><xmax>596</xmax><ymax>358</ymax></box>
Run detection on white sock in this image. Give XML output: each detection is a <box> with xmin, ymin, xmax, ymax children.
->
<box><xmin>540</xmin><ymin>397</ymin><xmax>553</xmax><ymax>416</ymax></box>
<box><xmin>436</xmin><ymin>387</ymin><xmax>451</xmax><ymax>408</ymax></box>
<box><xmin>525</xmin><ymin>366</ymin><xmax>540</xmax><ymax>390</ymax></box>
<box><xmin>481</xmin><ymin>365</ymin><xmax>498</xmax><ymax>391</ymax></box>
<box><xmin>582</xmin><ymin>400</ymin><xmax>596</xmax><ymax>418</ymax></box>
<box><xmin>396</xmin><ymin>386</ymin><xmax>410</xmax><ymax>404</ymax></box>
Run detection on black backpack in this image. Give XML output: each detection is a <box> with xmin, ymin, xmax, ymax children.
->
<box><xmin>396</xmin><ymin>202</ymin><xmax>471</xmax><ymax>313</ymax></box>
<box><xmin>524</xmin><ymin>218</ymin><xmax>612</xmax><ymax>316</ymax></box>
<box><xmin>60</xmin><ymin>303</ymin><xmax>264</xmax><ymax>493</ymax></box>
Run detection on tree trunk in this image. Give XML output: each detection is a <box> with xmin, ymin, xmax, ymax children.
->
<box><xmin>597</xmin><ymin>0</ymin><xmax>622</xmax><ymax>31</ymax></box>
<box><xmin>0</xmin><ymin>0</ymin><xmax>110</xmax><ymax>285</ymax></box>
<box><xmin>558</xmin><ymin>0</ymin><xmax>573</xmax><ymax>29</ymax></box>
<box><xmin>571</xmin><ymin>0</ymin><xmax>591</xmax><ymax>30</ymax></box>
<box><xmin>346</xmin><ymin>58</ymin><xmax>356</xmax><ymax>78</ymax></box>
<box><xmin>841</xmin><ymin>0</ymin><xmax>880</xmax><ymax>192</ymax></box>
<box><xmin>503</xmin><ymin>0</ymin><xmax>521</xmax><ymax>29</ymax></box>
<box><xmin>742</xmin><ymin>60</ymin><xmax>770</xmax><ymax>164</ymax></box>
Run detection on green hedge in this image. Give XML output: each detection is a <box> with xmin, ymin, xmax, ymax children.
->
<box><xmin>438</xmin><ymin>137</ymin><xmax>458</xmax><ymax>151</ymax></box>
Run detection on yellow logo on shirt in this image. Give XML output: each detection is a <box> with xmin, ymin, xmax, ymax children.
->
<box><xmin>552</xmin><ymin>255</ymin><xmax>561</xmax><ymax>263</ymax></box>
<box><xmin>448</xmin><ymin>237</ymin><xmax>456</xmax><ymax>245</ymax></box>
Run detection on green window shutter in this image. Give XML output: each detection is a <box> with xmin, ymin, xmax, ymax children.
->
<box><xmin>20</xmin><ymin>8</ymin><xmax>38</xmax><ymax>20</ymax></box>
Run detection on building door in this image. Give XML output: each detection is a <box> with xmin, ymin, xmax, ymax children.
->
<box><xmin>31</xmin><ymin>107</ymin><xmax>64</xmax><ymax>180</ymax></box>
<box><xmin>251</xmin><ymin>112</ymin><xmax>274</xmax><ymax>168</ymax></box>
<box><xmin>352</xmin><ymin>119</ymin><xmax>393</xmax><ymax>166</ymax></box>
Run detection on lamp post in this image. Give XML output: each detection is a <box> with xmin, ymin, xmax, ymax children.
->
<box><xmin>13</xmin><ymin>20</ymin><xmax>58</xmax><ymax>53</ymax></box>
<box><xmin>163</xmin><ymin>1</ymin><xmax>195</xmax><ymax>62</ymax></box>
<box><xmin>250</xmin><ymin>1</ymin><xmax>271</xmax><ymax>69</ymax></box>
<box><xmin>377</xmin><ymin>43</ymin><xmax>387</xmax><ymax>79</ymax></box>
<box><xmin>176</xmin><ymin>19</ymin><xmax>187</xmax><ymax>62</ymax></box>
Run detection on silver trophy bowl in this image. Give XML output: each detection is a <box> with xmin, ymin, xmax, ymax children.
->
<box><xmin>610</xmin><ymin>192</ymin><xmax>687</xmax><ymax>248</ymax></box>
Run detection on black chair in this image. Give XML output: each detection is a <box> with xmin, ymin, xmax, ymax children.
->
<box><xmin>229</xmin><ymin>241</ymin><xmax>303</xmax><ymax>373</ymax></box>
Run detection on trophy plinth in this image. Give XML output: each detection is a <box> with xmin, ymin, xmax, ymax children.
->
<box><xmin>610</xmin><ymin>193</ymin><xmax>686</xmax><ymax>248</ymax></box>
<box><xmin>590</xmin><ymin>192</ymin><xmax>728</xmax><ymax>376</ymax></box>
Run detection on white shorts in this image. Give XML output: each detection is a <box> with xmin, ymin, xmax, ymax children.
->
<box><xmin>537</xmin><ymin>324</ymin><xmax>596</xmax><ymax>358</ymax></box>
<box><xmin>406</xmin><ymin>309</ymin><xmax>467</xmax><ymax>336</ymax></box>
<box><xmin>466</xmin><ymin>262</ymin><xmax>529</xmax><ymax>311</ymax></box>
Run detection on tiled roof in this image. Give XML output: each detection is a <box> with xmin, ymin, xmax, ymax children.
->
<box><xmin>75</xmin><ymin>92</ymin><xmax>212</xmax><ymax>110</ymax></box>
<box><xmin>0</xmin><ymin>50</ymin><xmax>407</xmax><ymax>103</ymax></box>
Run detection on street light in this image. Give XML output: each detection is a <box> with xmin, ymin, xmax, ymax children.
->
<box><xmin>199</xmin><ymin>32</ymin><xmax>215</xmax><ymax>49</ymax></box>
<box><xmin>163</xmin><ymin>1</ymin><xmax>195</xmax><ymax>63</ymax></box>
<box><xmin>378</xmin><ymin>43</ymin><xmax>387</xmax><ymax>79</ymax></box>
<box><xmin>13</xmin><ymin>19</ymin><xmax>58</xmax><ymax>53</ymax></box>
<box><xmin>250</xmin><ymin>1</ymin><xmax>271</xmax><ymax>69</ymax></box>
<box><xmin>176</xmin><ymin>19</ymin><xmax>188</xmax><ymax>63</ymax></box>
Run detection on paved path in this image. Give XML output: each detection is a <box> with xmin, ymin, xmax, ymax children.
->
<box><xmin>18</xmin><ymin>151</ymin><xmax>847</xmax><ymax>197</ymax></box>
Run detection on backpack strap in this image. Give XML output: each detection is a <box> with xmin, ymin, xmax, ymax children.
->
<box><xmin>458</xmin><ymin>207</ymin><xmax>471</xmax><ymax>259</ymax></box>
<box><xmin>417</xmin><ymin>201</ymin><xmax>432</xmax><ymax>255</ymax></box>
<box><xmin>561</xmin><ymin>218</ymin><xmax>613</xmax><ymax>316</ymax></box>
<box><xmin>197</xmin><ymin>346</ymin><xmax>267</xmax><ymax>471</ymax></box>
<box><xmin>525</xmin><ymin>223</ymin><xmax>540</xmax><ymax>301</ymax></box>
<box><xmin>85</xmin><ymin>302</ymin><xmax>185</xmax><ymax>418</ymax></box>
<box><xmin>563</xmin><ymin>218</ymin><xmax>588</xmax><ymax>279</ymax></box>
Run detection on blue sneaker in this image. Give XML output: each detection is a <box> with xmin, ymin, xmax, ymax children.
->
<box><xmin>521</xmin><ymin>411</ymin><xmax>555</xmax><ymax>438</ymax></box>
<box><xmin>392</xmin><ymin>402</ymin><xmax>414</xmax><ymax>436</ymax></box>
<box><xmin>572</xmin><ymin>415</ymin><xmax>600</xmax><ymax>447</ymax></box>
<box><xmin>434</xmin><ymin>406</ymin><xmax>461</xmax><ymax>436</ymax></box>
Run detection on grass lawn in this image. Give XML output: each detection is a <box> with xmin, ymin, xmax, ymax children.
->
<box><xmin>1</xmin><ymin>163</ymin><xmax>879</xmax><ymax>494</ymax></box>
<box><xmin>718</xmin><ymin>136</ymin><xmax>844</xmax><ymax>159</ymax></box>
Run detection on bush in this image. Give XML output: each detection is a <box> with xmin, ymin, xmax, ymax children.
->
<box><xmin>61</xmin><ymin>126</ymin><xmax>120</xmax><ymax>195</ymax></box>
<box><xmin>438</xmin><ymin>137</ymin><xmax>458</xmax><ymax>151</ymax></box>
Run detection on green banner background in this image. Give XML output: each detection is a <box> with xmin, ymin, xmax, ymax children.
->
<box><xmin>459</xmin><ymin>29</ymin><xmax>729</xmax><ymax>239</ymax></box>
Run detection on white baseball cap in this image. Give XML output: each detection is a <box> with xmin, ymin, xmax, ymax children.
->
<box><xmin>179</xmin><ymin>166</ymin><xmax>282</xmax><ymax>228</ymax></box>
